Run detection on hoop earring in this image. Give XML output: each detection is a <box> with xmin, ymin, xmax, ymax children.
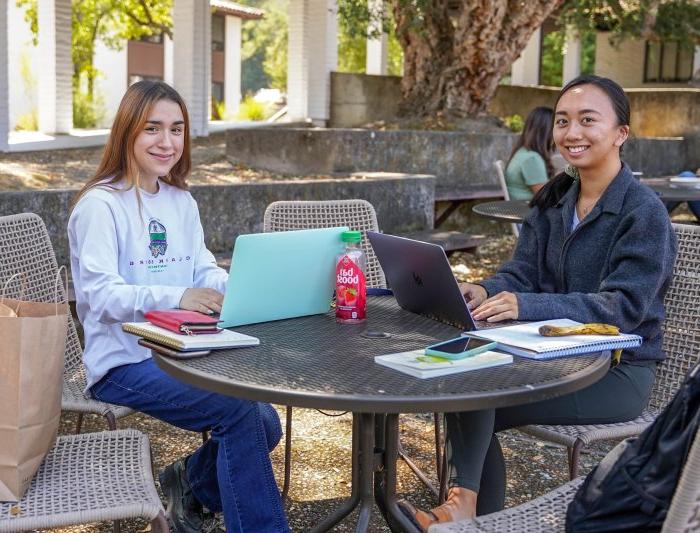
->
<box><xmin>564</xmin><ymin>164</ymin><xmax>580</xmax><ymax>180</ymax></box>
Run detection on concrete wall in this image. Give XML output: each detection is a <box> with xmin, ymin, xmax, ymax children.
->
<box><xmin>329</xmin><ymin>72</ymin><xmax>700</xmax><ymax>138</ymax></box>
<box><xmin>0</xmin><ymin>174</ymin><xmax>435</xmax><ymax>267</ymax></box>
<box><xmin>330</xmin><ymin>72</ymin><xmax>403</xmax><ymax>127</ymax></box>
<box><xmin>227</xmin><ymin>127</ymin><xmax>517</xmax><ymax>196</ymax></box>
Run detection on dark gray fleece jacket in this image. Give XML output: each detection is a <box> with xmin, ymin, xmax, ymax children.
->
<box><xmin>480</xmin><ymin>163</ymin><xmax>677</xmax><ymax>363</ymax></box>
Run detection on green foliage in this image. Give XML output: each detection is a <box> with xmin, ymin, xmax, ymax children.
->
<box><xmin>237</xmin><ymin>96</ymin><xmax>269</xmax><ymax>121</ymax></box>
<box><xmin>337</xmin><ymin>11</ymin><xmax>403</xmax><ymax>75</ymax></box>
<box><xmin>558</xmin><ymin>0</ymin><xmax>699</xmax><ymax>46</ymax></box>
<box><xmin>73</xmin><ymin>89</ymin><xmax>106</xmax><ymax>128</ymax></box>
<box><xmin>241</xmin><ymin>0</ymin><xmax>288</xmax><ymax>93</ymax></box>
<box><xmin>212</xmin><ymin>99</ymin><xmax>227</xmax><ymax>121</ymax></box>
<box><xmin>503</xmin><ymin>114</ymin><xmax>524</xmax><ymax>133</ymax></box>
<box><xmin>15</xmin><ymin>111</ymin><xmax>38</xmax><ymax>131</ymax></box>
<box><xmin>540</xmin><ymin>30</ymin><xmax>565</xmax><ymax>87</ymax></box>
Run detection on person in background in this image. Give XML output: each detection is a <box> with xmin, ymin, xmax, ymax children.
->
<box><xmin>505</xmin><ymin>106</ymin><xmax>557</xmax><ymax>200</ymax></box>
<box><xmin>68</xmin><ymin>81</ymin><xmax>289</xmax><ymax>533</ymax></box>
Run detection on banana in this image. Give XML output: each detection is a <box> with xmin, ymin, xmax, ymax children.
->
<box><xmin>538</xmin><ymin>323</ymin><xmax>620</xmax><ymax>337</ymax></box>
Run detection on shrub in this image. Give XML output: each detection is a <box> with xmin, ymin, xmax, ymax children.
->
<box><xmin>73</xmin><ymin>90</ymin><xmax>105</xmax><ymax>128</ymax></box>
<box><xmin>503</xmin><ymin>114</ymin><xmax>524</xmax><ymax>133</ymax></box>
<box><xmin>212</xmin><ymin>99</ymin><xmax>227</xmax><ymax>121</ymax></box>
<box><xmin>15</xmin><ymin>110</ymin><xmax>38</xmax><ymax>131</ymax></box>
<box><xmin>237</xmin><ymin>95</ymin><xmax>268</xmax><ymax>121</ymax></box>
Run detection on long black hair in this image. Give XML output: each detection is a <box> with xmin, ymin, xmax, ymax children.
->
<box><xmin>529</xmin><ymin>75</ymin><xmax>631</xmax><ymax>210</ymax></box>
<box><xmin>507</xmin><ymin>106</ymin><xmax>555</xmax><ymax>177</ymax></box>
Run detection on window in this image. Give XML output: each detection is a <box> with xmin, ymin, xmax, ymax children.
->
<box><xmin>212</xmin><ymin>15</ymin><xmax>225</xmax><ymax>52</ymax></box>
<box><xmin>129</xmin><ymin>75</ymin><xmax>163</xmax><ymax>86</ymax></box>
<box><xmin>212</xmin><ymin>82</ymin><xmax>224</xmax><ymax>103</ymax></box>
<box><xmin>139</xmin><ymin>32</ymin><xmax>164</xmax><ymax>44</ymax></box>
<box><xmin>644</xmin><ymin>41</ymin><xmax>695</xmax><ymax>83</ymax></box>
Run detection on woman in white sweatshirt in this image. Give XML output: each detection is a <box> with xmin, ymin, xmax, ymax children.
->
<box><xmin>68</xmin><ymin>81</ymin><xmax>289</xmax><ymax>533</ymax></box>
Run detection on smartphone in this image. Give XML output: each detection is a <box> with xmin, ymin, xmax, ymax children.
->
<box><xmin>138</xmin><ymin>338</ymin><xmax>211</xmax><ymax>360</ymax></box>
<box><xmin>424</xmin><ymin>336</ymin><xmax>497</xmax><ymax>360</ymax></box>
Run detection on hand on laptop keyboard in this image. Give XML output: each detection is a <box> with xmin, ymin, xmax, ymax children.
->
<box><xmin>179</xmin><ymin>288</ymin><xmax>224</xmax><ymax>315</ymax></box>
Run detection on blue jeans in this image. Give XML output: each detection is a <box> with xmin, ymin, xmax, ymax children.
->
<box><xmin>91</xmin><ymin>358</ymin><xmax>289</xmax><ymax>532</ymax></box>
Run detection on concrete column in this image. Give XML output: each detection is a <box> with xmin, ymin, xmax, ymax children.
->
<box><xmin>693</xmin><ymin>45</ymin><xmax>700</xmax><ymax>82</ymax></box>
<box><xmin>511</xmin><ymin>27</ymin><xmax>541</xmax><ymax>86</ymax></box>
<box><xmin>37</xmin><ymin>0</ymin><xmax>72</xmax><ymax>133</ymax></box>
<box><xmin>173</xmin><ymin>0</ymin><xmax>210</xmax><ymax>136</ymax></box>
<box><xmin>562</xmin><ymin>26</ymin><xmax>582</xmax><ymax>85</ymax></box>
<box><xmin>287</xmin><ymin>0</ymin><xmax>338</xmax><ymax>124</ymax></box>
<box><xmin>224</xmin><ymin>16</ymin><xmax>242</xmax><ymax>117</ymax></box>
<box><xmin>365</xmin><ymin>0</ymin><xmax>387</xmax><ymax>75</ymax></box>
<box><xmin>163</xmin><ymin>33</ymin><xmax>174</xmax><ymax>86</ymax></box>
<box><xmin>0</xmin><ymin>0</ymin><xmax>8</xmax><ymax>151</ymax></box>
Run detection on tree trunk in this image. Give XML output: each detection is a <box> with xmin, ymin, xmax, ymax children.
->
<box><xmin>391</xmin><ymin>0</ymin><xmax>563</xmax><ymax>118</ymax></box>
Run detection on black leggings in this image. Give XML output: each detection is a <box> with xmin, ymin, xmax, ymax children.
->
<box><xmin>444</xmin><ymin>361</ymin><xmax>657</xmax><ymax>514</ymax></box>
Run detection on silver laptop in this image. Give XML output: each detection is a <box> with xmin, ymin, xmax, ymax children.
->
<box><xmin>367</xmin><ymin>232</ymin><xmax>478</xmax><ymax>331</ymax></box>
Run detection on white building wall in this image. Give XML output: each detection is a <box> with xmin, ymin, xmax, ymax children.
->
<box><xmin>37</xmin><ymin>0</ymin><xmax>72</xmax><ymax>133</ymax></box>
<box><xmin>93</xmin><ymin>39</ymin><xmax>128</xmax><ymax>128</ymax></box>
<box><xmin>511</xmin><ymin>28</ymin><xmax>541</xmax><ymax>86</ymax></box>
<box><xmin>7</xmin><ymin>0</ymin><xmax>39</xmax><ymax>132</ymax></box>
<box><xmin>562</xmin><ymin>26</ymin><xmax>582</xmax><ymax>85</ymax></box>
<box><xmin>224</xmin><ymin>16</ymin><xmax>241</xmax><ymax>117</ymax></box>
<box><xmin>173</xmin><ymin>0</ymin><xmax>211</xmax><ymax>136</ymax></box>
<box><xmin>0</xmin><ymin>0</ymin><xmax>8</xmax><ymax>150</ymax></box>
<box><xmin>365</xmin><ymin>0</ymin><xmax>387</xmax><ymax>75</ymax></box>
<box><xmin>287</xmin><ymin>0</ymin><xmax>338</xmax><ymax>123</ymax></box>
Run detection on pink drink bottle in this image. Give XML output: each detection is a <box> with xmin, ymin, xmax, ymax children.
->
<box><xmin>335</xmin><ymin>231</ymin><xmax>367</xmax><ymax>323</ymax></box>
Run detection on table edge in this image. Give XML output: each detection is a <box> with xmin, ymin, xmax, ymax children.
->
<box><xmin>153</xmin><ymin>351</ymin><xmax>611</xmax><ymax>413</ymax></box>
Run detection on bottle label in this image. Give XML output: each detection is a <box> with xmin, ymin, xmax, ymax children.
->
<box><xmin>336</xmin><ymin>255</ymin><xmax>366</xmax><ymax>320</ymax></box>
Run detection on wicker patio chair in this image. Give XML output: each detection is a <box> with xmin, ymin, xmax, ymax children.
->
<box><xmin>519</xmin><ymin>222</ymin><xmax>700</xmax><ymax>479</ymax></box>
<box><xmin>263</xmin><ymin>199</ymin><xmax>445</xmax><ymax>499</ymax></box>
<box><xmin>493</xmin><ymin>160</ymin><xmax>519</xmax><ymax>237</ymax></box>
<box><xmin>430</xmin><ymin>425</ymin><xmax>700</xmax><ymax>532</ymax></box>
<box><xmin>0</xmin><ymin>213</ymin><xmax>133</xmax><ymax>431</ymax></box>
<box><xmin>0</xmin><ymin>429</ymin><xmax>167</xmax><ymax>532</ymax></box>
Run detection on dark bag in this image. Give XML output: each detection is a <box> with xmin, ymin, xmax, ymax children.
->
<box><xmin>565</xmin><ymin>363</ymin><xmax>700</xmax><ymax>532</ymax></box>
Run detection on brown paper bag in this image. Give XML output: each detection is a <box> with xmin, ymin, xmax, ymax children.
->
<box><xmin>0</xmin><ymin>297</ymin><xmax>68</xmax><ymax>501</ymax></box>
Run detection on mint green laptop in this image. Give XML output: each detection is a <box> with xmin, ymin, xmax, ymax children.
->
<box><xmin>219</xmin><ymin>227</ymin><xmax>348</xmax><ymax>327</ymax></box>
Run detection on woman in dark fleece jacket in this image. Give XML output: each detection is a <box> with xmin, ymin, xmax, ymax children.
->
<box><xmin>403</xmin><ymin>75</ymin><xmax>677</xmax><ymax>530</ymax></box>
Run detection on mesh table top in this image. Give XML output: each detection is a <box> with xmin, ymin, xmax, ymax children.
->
<box><xmin>153</xmin><ymin>298</ymin><xmax>609</xmax><ymax>413</ymax></box>
<box><xmin>472</xmin><ymin>200</ymin><xmax>532</xmax><ymax>223</ymax></box>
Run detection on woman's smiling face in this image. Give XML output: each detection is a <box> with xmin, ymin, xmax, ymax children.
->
<box><xmin>133</xmin><ymin>98</ymin><xmax>185</xmax><ymax>182</ymax></box>
<box><xmin>553</xmin><ymin>84</ymin><xmax>629</xmax><ymax>172</ymax></box>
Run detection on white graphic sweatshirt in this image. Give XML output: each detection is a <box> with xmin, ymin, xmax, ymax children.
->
<box><xmin>68</xmin><ymin>180</ymin><xmax>228</xmax><ymax>390</ymax></box>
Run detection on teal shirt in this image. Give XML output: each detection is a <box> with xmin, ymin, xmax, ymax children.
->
<box><xmin>505</xmin><ymin>147</ymin><xmax>549</xmax><ymax>200</ymax></box>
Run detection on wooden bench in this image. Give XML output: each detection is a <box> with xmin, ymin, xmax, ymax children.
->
<box><xmin>399</xmin><ymin>229</ymin><xmax>486</xmax><ymax>256</ymax></box>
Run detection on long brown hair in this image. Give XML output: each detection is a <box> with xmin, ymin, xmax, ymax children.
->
<box><xmin>507</xmin><ymin>106</ymin><xmax>555</xmax><ymax>177</ymax></box>
<box><xmin>74</xmin><ymin>81</ymin><xmax>191</xmax><ymax>206</ymax></box>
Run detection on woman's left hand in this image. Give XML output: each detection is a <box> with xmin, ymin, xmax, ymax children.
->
<box><xmin>472</xmin><ymin>291</ymin><xmax>519</xmax><ymax>322</ymax></box>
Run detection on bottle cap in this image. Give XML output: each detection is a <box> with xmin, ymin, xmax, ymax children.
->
<box><xmin>341</xmin><ymin>230</ymin><xmax>362</xmax><ymax>244</ymax></box>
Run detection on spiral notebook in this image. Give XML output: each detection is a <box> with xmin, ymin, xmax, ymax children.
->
<box><xmin>122</xmin><ymin>322</ymin><xmax>259</xmax><ymax>351</ymax></box>
<box><xmin>464</xmin><ymin>319</ymin><xmax>642</xmax><ymax>360</ymax></box>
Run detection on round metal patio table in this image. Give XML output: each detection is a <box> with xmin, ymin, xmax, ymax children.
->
<box><xmin>152</xmin><ymin>297</ymin><xmax>610</xmax><ymax>532</ymax></box>
<box><xmin>472</xmin><ymin>200</ymin><xmax>531</xmax><ymax>223</ymax></box>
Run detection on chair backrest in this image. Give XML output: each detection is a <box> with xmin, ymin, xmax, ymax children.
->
<box><xmin>263</xmin><ymin>199</ymin><xmax>387</xmax><ymax>289</ymax></box>
<box><xmin>649</xmin><ymin>223</ymin><xmax>700</xmax><ymax>412</ymax></box>
<box><xmin>493</xmin><ymin>160</ymin><xmax>510</xmax><ymax>201</ymax></box>
<box><xmin>661</xmin><ymin>424</ymin><xmax>700</xmax><ymax>532</ymax></box>
<box><xmin>493</xmin><ymin>160</ymin><xmax>519</xmax><ymax>238</ymax></box>
<box><xmin>0</xmin><ymin>213</ymin><xmax>83</xmax><ymax>377</ymax></box>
